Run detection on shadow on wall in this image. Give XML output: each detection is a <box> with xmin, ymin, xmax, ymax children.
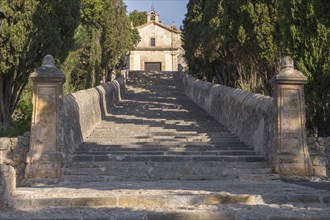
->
<box><xmin>180</xmin><ymin>72</ymin><xmax>275</xmax><ymax>166</ymax></box>
<box><xmin>59</xmin><ymin>77</ymin><xmax>125</xmax><ymax>167</ymax></box>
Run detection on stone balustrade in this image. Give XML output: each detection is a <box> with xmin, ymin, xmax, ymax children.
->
<box><xmin>1</xmin><ymin>55</ymin><xmax>328</xmax><ymax>197</ymax></box>
<box><xmin>23</xmin><ymin>55</ymin><xmax>126</xmax><ymax>185</ymax></box>
<box><xmin>59</xmin><ymin>79</ymin><xmax>125</xmax><ymax>167</ymax></box>
<box><xmin>180</xmin><ymin>57</ymin><xmax>329</xmax><ymax>178</ymax></box>
<box><xmin>179</xmin><ymin>72</ymin><xmax>275</xmax><ymax>166</ymax></box>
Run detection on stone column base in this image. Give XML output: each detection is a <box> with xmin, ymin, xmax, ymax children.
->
<box><xmin>24</xmin><ymin>160</ymin><xmax>60</xmax><ymax>186</ymax></box>
<box><xmin>0</xmin><ymin>165</ymin><xmax>16</xmax><ymax>208</ymax></box>
<box><xmin>275</xmin><ymin>152</ymin><xmax>312</xmax><ymax>177</ymax></box>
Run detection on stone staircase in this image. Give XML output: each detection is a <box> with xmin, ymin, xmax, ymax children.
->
<box><xmin>4</xmin><ymin>72</ymin><xmax>329</xmax><ymax>220</ymax></box>
<box><xmin>63</xmin><ymin>72</ymin><xmax>271</xmax><ymax>182</ymax></box>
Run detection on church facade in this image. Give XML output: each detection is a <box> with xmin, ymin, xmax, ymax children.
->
<box><xmin>129</xmin><ymin>10</ymin><xmax>183</xmax><ymax>72</ymax></box>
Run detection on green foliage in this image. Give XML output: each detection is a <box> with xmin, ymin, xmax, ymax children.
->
<box><xmin>182</xmin><ymin>0</ymin><xmax>330</xmax><ymax>136</ymax></box>
<box><xmin>81</xmin><ymin>0</ymin><xmax>103</xmax><ymax>26</ymax></box>
<box><xmin>63</xmin><ymin>0</ymin><xmax>140</xmax><ymax>90</ymax></box>
<box><xmin>0</xmin><ymin>83</ymin><xmax>32</xmax><ymax>137</ymax></box>
<box><xmin>0</xmin><ymin>0</ymin><xmax>80</xmax><ymax>129</ymax></box>
<box><xmin>182</xmin><ymin>0</ymin><xmax>205</xmax><ymax>79</ymax></box>
<box><xmin>0</xmin><ymin>119</ymin><xmax>29</xmax><ymax>137</ymax></box>
<box><xmin>0</xmin><ymin>0</ymin><xmax>139</xmax><ymax>133</ymax></box>
<box><xmin>129</xmin><ymin>10</ymin><xmax>147</xmax><ymax>27</ymax></box>
<box><xmin>279</xmin><ymin>0</ymin><xmax>330</xmax><ymax>136</ymax></box>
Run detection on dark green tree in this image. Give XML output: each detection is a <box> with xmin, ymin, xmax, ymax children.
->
<box><xmin>129</xmin><ymin>10</ymin><xmax>147</xmax><ymax>27</ymax></box>
<box><xmin>279</xmin><ymin>0</ymin><xmax>330</xmax><ymax>136</ymax></box>
<box><xmin>0</xmin><ymin>0</ymin><xmax>80</xmax><ymax>130</ymax></box>
<box><xmin>100</xmin><ymin>0</ymin><xmax>139</xmax><ymax>80</ymax></box>
<box><xmin>182</xmin><ymin>0</ymin><xmax>330</xmax><ymax>135</ymax></box>
<box><xmin>63</xmin><ymin>0</ymin><xmax>140</xmax><ymax>90</ymax></box>
<box><xmin>182</xmin><ymin>0</ymin><xmax>205</xmax><ymax>79</ymax></box>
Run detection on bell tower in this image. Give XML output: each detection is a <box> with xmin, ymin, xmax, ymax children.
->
<box><xmin>147</xmin><ymin>1</ymin><xmax>160</xmax><ymax>23</ymax></box>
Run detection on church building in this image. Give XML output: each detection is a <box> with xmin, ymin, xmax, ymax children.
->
<box><xmin>128</xmin><ymin>10</ymin><xmax>183</xmax><ymax>72</ymax></box>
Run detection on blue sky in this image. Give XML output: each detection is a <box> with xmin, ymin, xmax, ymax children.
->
<box><xmin>124</xmin><ymin>0</ymin><xmax>188</xmax><ymax>28</ymax></box>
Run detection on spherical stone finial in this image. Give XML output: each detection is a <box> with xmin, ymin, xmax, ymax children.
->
<box><xmin>280</xmin><ymin>56</ymin><xmax>294</xmax><ymax>70</ymax></box>
<box><xmin>42</xmin><ymin>55</ymin><xmax>55</xmax><ymax>67</ymax></box>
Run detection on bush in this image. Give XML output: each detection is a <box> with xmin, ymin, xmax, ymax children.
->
<box><xmin>0</xmin><ymin>84</ymin><xmax>32</xmax><ymax>137</ymax></box>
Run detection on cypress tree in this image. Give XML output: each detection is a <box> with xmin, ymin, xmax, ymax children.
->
<box><xmin>0</xmin><ymin>0</ymin><xmax>80</xmax><ymax>130</ymax></box>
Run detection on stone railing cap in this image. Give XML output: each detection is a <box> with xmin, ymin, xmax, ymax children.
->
<box><xmin>270</xmin><ymin>56</ymin><xmax>308</xmax><ymax>84</ymax></box>
<box><xmin>30</xmin><ymin>55</ymin><xmax>65</xmax><ymax>82</ymax></box>
<box><xmin>280</xmin><ymin>56</ymin><xmax>294</xmax><ymax>70</ymax></box>
<box><xmin>42</xmin><ymin>54</ymin><xmax>56</xmax><ymax>67</ymax></box>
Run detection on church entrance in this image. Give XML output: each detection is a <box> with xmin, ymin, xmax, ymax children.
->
<box><xmin>145</xmin><ymin>62</ymin><xmax>161</xmax><ymax>72</ymax></box>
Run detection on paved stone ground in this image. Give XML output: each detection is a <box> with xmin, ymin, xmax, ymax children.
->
<box><xmin>1</xmin><ymin>72</ymin><xmax>329</xmax><ymax>219</ymax></box>
<box><xmin>1</xmin><ymin>179</ymin><xmax>330</xmax><ymax>219</ymax></box>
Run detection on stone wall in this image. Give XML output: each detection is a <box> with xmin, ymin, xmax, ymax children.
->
<box><xmin>0</xmin><ymin>133</ymin><xmax>30</xmax><ymax>186</ymax></box>
<box><xmin>180</xmin><ymin>72</ymin><xmax>275</xmax><ymax>165</ymax></box>
<box><xmin>59</xmin><ymin>77</ymin><xmax>125</xmax><ymax>167</ymax></box>
<box><xmin>0</xmin><ymin>134</ymin><xmax>29</xmax><ymax>208</ymax></box>
<box><xmin>180</xmin><ymin>72</ymin><xmax>330</xmax><ymax>178</ymax></box>
<box><xmin>307</xmin><ymin>137</ymin><xmax>330</xmax><ymax>178</ymax></box>
<box><xmin>0</xmin><ymin>164</ymin><xmax>16</xmax><ymax>209</ymax></box>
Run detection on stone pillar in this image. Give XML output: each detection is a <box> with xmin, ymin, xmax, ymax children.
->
<box><xmin>0</xmin><ymin>164</ymin><xmax>16</xmax><ymax>208</ymax></box>
<box><xmin>25</xmin><ymin>55</ymin><xmax>65</xmax><ymax>184</ymax></box>
<box><xmin>270</xmin><ymin>56</ymin><xmax>312</xmax><ymax>177</ymax></box>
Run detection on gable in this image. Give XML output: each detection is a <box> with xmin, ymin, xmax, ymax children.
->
<box><xmin>137</xmin><ymin>22</ymin><xmax>181</xmax><ymax>49</ymax></box>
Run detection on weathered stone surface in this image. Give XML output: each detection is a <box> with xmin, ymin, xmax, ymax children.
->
<box><xmin>311</xmin><ymin>156</ymin><xmax>328</xmax><ymax>166</ymax></box>
<box><xmin>59</xmin><ymin>77</ymin><xmax>125</xmax><ymax>167</ymax></box>
<box><xmin>180</xmin><ymin>72</ymin><xmax>275</xmax><ymax>167</ymax></box>
<box><xmin>1</xmin><ymin>71</ymin><xmax>330</xmax><ymax>219</ymax></box>
<box><xmin>312</xmin><ymin>166</ymin><xmax>327</xmax><ymax>177</ymax></box>
<box><xmin>0</xmin><ymin>138</ymin><xmax>11</xmax><ymax>151</ymax></box>
<box><xmin>25</xmin><ymin>55</ymin><xmax>65</xmax><ymax>183</ymax></box>
<box><xmin>62</xmin><ymin>72</ymin><xmax>272</xmax><ymax>182</ymax></box>
<box><xmin>1</xmin><ymin>179</ymin><xmax>328</xmax><ymax>219</ymax></box>
<box><xmin>129</xmin><ymin>11</ymin><xmax>182</xmax><ymax>72</ymax></box>
<box><xmin>270</xmin><ymin>57</ymin><xmax>312</xmax><ymax>177</ymax></box>
<box><xmin>0</xmin><ymin>164</ymin><xmax>16</xmax><ymax>208</ymax></box>
<box><xmin>0</xmin><ymin>134</ymin><xmax>29</xmax><ymax>186</ymax></box>
<box><xmin>180</xmin><ymin>67</ymin><xmax>324</xmax><ymax>178</ymax></box>
<box><xmin>307</xmin><ymin>137</ymin><xmax>330</xmax><ymax>177</ymax></box>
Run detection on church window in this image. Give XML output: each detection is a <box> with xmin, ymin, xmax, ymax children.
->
<box><xmin>150</xmin><ymin>38</ymin><xmax>156</xmax><ymax>46</ymax></box>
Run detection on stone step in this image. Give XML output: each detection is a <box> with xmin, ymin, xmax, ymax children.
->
<box><xmin>65</xmin><ymin>161</ymin><xmax>271</xmax><ymax>181</ymax></box>
<box><xmin>78</xmin><ymin>145</ymin><xmax>253</xmax><ymax>152</ymax></box>
<box><xmin>73</xmin><ymin>150</ymin><xmax>257</xmax><ymax>156</ymax></box>
<box><xmin>85</xmin><ymin>137</ymin><xmax>241</xmax><ymax>142</ymax></box>
<box><xmin>69</xmin><ymin>161</ymin><xmax>269</xmax><ymax>169</ymax></box>
<box><xmin>13</xmin><ymin>186</ymin><xmax>266</xmax><ymax>212</ymax></box>
<box><xmin>83</xmin><ymin>138</ymin><xmax>248</xmax><ymax>144</ymax></box>
<box><xmin>12</xmin><ymin>179</ymin><xmax>330</xmax><ymax>216</ymax></box>
<box><xmin>62</xmin><ymin>173</ymin><xmax>271</xmax><ymax>182</ymax></box>
<box><xmin>86</xmin><ymin>132</ymin><xmax>237</xmax><ymax>138</ymax></box>
<box><xmin>0</xmin><ymin>209</ymin><xmax>237</xmax><ymax>220</ymax></box>
<box><xmin>81</xmin><ymin>142</ymin><xmax>249</xmax><ymax>148</ymax></box>
<box><xmin>71</xmin><ymin>155</ymin><xmax>265</xmax><ymax>163</ymax></box>
<box><xmin>64</xmin><ymin>165</ymin><xmax>272</xmax><ymax>179</ymax></box>
<box><xmin>94</xmin><ymin>126</ymin><xmax>230</xmax><ymax>132</ymax></box>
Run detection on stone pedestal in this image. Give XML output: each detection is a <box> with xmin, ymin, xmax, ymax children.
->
<box><xmin>270</xmin><ymin>57</ymin><xmax>312</xmax><ymax>176</ymax></box>
<box><xmin>0</xmin><ymin>164</ymin><xmax>16</xmax><ymax>208</ymax></box>
<box><xmin>25</xmin><ymin>55</ymin><xmax>65</xmax><ymax>184</ymax></box>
